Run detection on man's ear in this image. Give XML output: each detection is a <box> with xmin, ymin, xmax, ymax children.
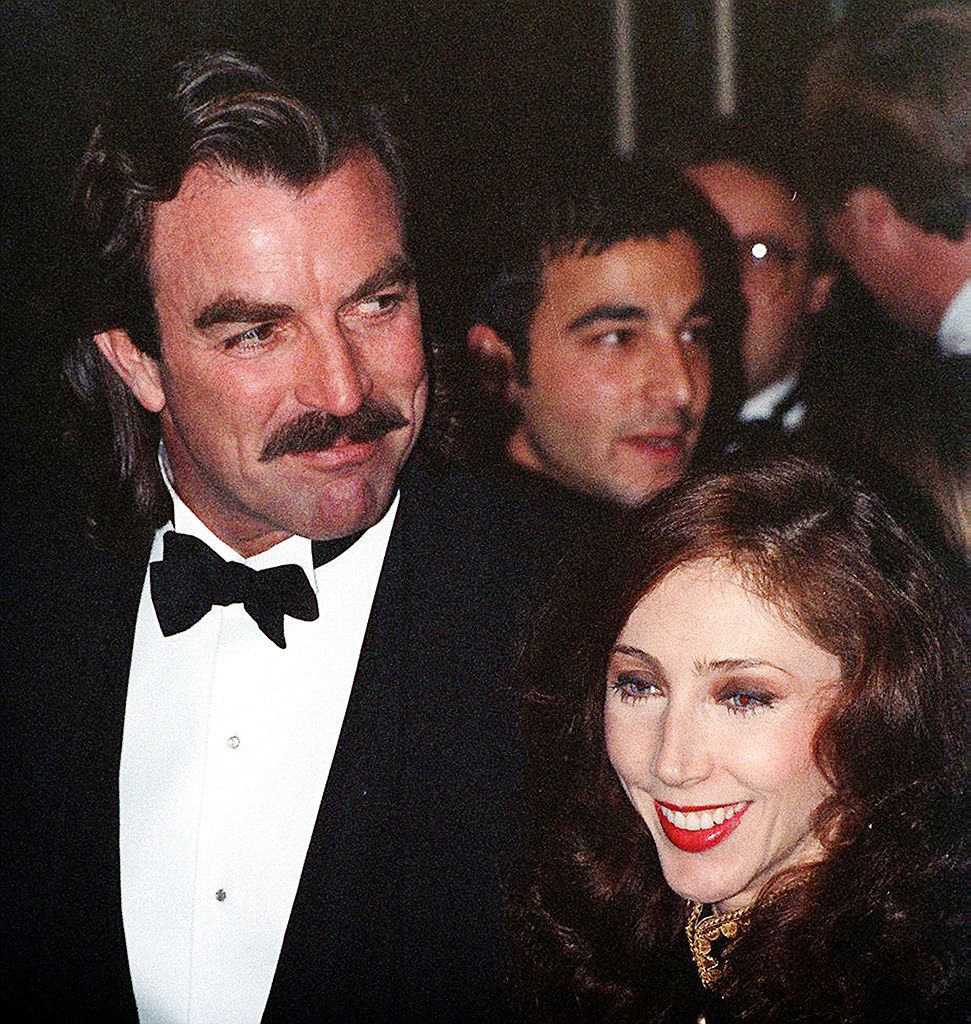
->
<box><xmin>467</xmin><ymin>323</ymin><xmax>522</xmax><ymax>404</ymax></box>
<box><xmin>807</xmin><ymin>267</ymin><xmax>837</xmax><ymax>315</ymax></box>
<box><xmin>94</xmin><ymin>329</ymin><xmax>166</xmax><ymax>413</ymax></box>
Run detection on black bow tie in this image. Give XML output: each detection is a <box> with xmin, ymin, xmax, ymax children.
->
<box><xmin>150</xmin><ymin>531</ymin><xmax>320</xmax><ymax>649</ymax></box>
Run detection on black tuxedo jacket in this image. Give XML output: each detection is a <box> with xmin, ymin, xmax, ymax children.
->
<box><xmin>2</xmin><ymin>459</ymin><xmax>580</xmax><ymax>1023</ymax></box>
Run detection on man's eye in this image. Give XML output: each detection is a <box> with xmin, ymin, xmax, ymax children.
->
<box><xmin>225</xmin><ymin>323</ymin><xmax>276</xmax><ymax>350</ymax></box>
<box><xmin>742</xmin><ymin>240</ymin><xmax>785</xmax><ymax>270</ymax></box>
<box><xmin>593</xmin><ymin>329</ymin><xmax>632</xmax><ymax>347</ymax></box>
<box><xmin>749</xmin><ymin>241</ymin><xmax>771</xmax><ymax>262</ymax></box>
<box><xmin>680</xmin><ymin>322</ymin><xmax>712</xmax><ymax>346</ymax></box>
<box><xmin>353</xmin><ymin>292</ymin><xmax>404</xmax><ymax>317</ymax></box>
<box><xmin>612</xmin><ymin>674</ymin><xmax>662</xmax><ymax>703</ymax></box>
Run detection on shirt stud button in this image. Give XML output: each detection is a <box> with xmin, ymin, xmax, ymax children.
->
<box><xmin>215</xmin><ymin>889</ymin><xmax>227</xmax><ymax>902</ymax></box>
<box><xmin>227</xmin><ymin>736</ymin><xmax>240</xmax><ymax>749</ymax></box>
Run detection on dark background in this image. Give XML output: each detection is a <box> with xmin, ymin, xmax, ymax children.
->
<box><xmin>1</xmin><ymin>0</ymin><xmax>891</xmax><ymax>485</ymax></box>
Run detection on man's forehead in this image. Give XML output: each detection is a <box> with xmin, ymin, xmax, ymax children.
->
<box><xmin>146</xmin><ymin>151</ymin><xmax>404</xmax><ymax>293</ymax></box>
<box><xmin>540</xmin><ymin>232</ymin><xmax>705</xmax><ymax>294</ymax></box>
<box><xmin>533</xmin><ymin>231</ymin><xmax>708</xmax><ymax>332</ymax></box>
<box><xmin>690</xmin><ymin>160</ymin><xmax>813</xmax><ymax>242</ymax></box>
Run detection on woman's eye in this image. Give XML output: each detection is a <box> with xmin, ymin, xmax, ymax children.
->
<box><xmin>612</xmin><ymin>674</ymin><xmax>662</xmax><ymax>703</ymax></box>
<box><xmin>722</xmin><ymin>689</ymin><xmax>775</xmax><ymax>715</ymax></box>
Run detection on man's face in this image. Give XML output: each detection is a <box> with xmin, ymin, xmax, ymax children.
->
<box><xmin>689</xmin><ymin>161</ymin><xmax>824</xmax><ymax>396</ymax></box>
<box><xmin>507</xmin><ymin>232</ymin><xmax>712</xmax><ymax>506</ymax></box>
<box><xmin>822</xmin><ymin>190</ymin><xmax>926</xmax><ymax>331</ymax></box>
<box><xmin>124</xmin><ymin>151</ymin><xmax>427</xmax><ymax>554</ymax></box>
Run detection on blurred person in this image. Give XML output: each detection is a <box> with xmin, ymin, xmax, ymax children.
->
<box><xmin>465</xmin><ymin>157</ymin><xmax>745</xmax><ymax>510</ymax></box>
<box><xmin>510</xmin><ymin>457</ymin><xmax>968</xmax><ymax>1023</ymax></box>
<box><xmin>805</xmin><ymin>3</ymin><xmax>970</xmax><ymax>553</ymax></box>
<box><xmin>677</xmin><ymin>125</ymin><xmax>835</xmax><ymax>452</ymax></box>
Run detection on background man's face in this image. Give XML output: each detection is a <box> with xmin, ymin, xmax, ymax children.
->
<box><xmin>507</xmin><ymin>231</ymin><xmax>712</xmax><ymax>506</ymax></box>
<box><xmin>689</xmin><ymin>161</ymin><xmax>823</xmax><ymax>396</ymax></box>
<box><xmin>131</xmin><ymin>151</ymin><xmax>427</xmax><ymax>554</ymax></box>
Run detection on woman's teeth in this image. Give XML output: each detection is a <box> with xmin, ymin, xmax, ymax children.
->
<box><xmin>658</xmin><ymin>801</ymin><xmax>748</xmax><ymax>831</ymax></box>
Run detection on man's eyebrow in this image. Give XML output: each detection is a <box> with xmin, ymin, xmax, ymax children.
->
<box><xmin>567</xmin><ymin>298</ymin><xmax>714</xmax><ymax>334</ymax></box>
<box><xmin>739</xmin><ymin>232</ymin><xmax>791</xmax><ymax>249</ymax></box>
<box><xmin>687</xmin><ymin>297</ymin><xmax>715</xmax><ymax>321</ymax></box>
<box><xmin>192</xmin><ymin>255</ymin><xmax>416</xmax><ymax>330</ymax></box>
<box><xmin>567</xmin><ymin>304</ymin><xmax>647</xmax><ymax>332</ymax></box>
<box><xmin>342</xmin><ymin>254</ymin><xmax>416</xmax><ymax>307</ymax></box>
<box><xmin>195</xmin><ymin>299</ymin><xmax>297</xmax><ymax>330</ymax></box>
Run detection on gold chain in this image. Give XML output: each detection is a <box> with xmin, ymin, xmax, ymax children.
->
<box><xmin>685</xmin><ymin>888</ymin><xmax>789</xmax><ymax>991</ymax></box>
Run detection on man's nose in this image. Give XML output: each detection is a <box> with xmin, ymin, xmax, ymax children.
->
<box><xmin>651</xmin><ymin>703</ymin><xmax>712</xmax><ymax>789</ymax></box>
<box><xmin>639</xmin><ymin>336</ymin><xmax>696</xmax><ymax>409</ymax></box>
<box><xmin>293</xmin><ymin>328</ymin><xmax>372</xmax><ymax>415</ymax></box>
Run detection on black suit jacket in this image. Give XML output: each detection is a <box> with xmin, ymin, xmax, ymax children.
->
<box><xmin>2</xmin><ymin>459</ymin><xmax>580</xmax><ymax>1023</ymax></box>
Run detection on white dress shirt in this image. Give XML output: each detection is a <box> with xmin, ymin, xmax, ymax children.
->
<box><xmin>119</xmin><ymin>480</ymin><xmax>398</xmax><ymax>1024</ymax></box>
<box><xmin>937</xmin><ymin>278</ymin><xmax>971</xmax><ymax>356</ymax></box>
<box><xmin>738</xmin><ymin>372</ymin><xmax>805</xmax><ymax>431</ymax></box>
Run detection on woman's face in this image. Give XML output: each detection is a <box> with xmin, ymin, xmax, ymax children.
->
<box><xmin>604</xmin><ymin>558</ymin><xmax>840</xmax><ymax>912</ymax></box>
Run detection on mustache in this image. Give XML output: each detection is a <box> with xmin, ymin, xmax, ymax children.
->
<box><xmin>258</xmin><ymin>401</ymin><xmax>410</xmax><ymax>462</ymax></box>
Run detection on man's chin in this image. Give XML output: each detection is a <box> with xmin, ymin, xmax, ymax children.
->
<box><xmin>295</xmin><ymin>473</ymin><xmax>398</xmax><ymax>541</ymax></box>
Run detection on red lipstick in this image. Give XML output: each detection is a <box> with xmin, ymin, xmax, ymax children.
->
<box><xmin>654</xmin><ymin>800</ymin><xmax>749</xmax><ymax>853</ymax></box>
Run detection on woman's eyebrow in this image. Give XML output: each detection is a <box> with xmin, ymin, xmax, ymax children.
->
<box><xmin>693</xmin><ymin>656</ymin><xmax>791</xmax><ymax>677</ymax></box>
<box><xmin>610</xmin><ymin>644</ymin><xmax>663</xmax><ymax>673</ymax></box>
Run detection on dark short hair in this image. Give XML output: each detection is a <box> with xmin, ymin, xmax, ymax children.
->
<box><xmin>511</xmin><ymin>456</ymin><xmax>967</xmax><ymax>1021</ymax></box>
<box><xmin>805</xmin><ymin>4</ymin><xmax>970</xmax><ymax>240</ymax></box>
<box><xmin>471</xmin><ymin>155</ymin><xmax>746</xmax><ymax>461</ymax></box>
<box><xmin>63</xmin><ymin>49</ymin><xmax>407</xmax><ymax>544</ymax></box>
<box><xmin>660</xmin><ymin>116</ymin><xmax>803</xmax><ymax>200</ymax></box>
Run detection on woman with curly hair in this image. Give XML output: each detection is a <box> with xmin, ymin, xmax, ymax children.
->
<box><xmin>510</xmin><ymin>457</ymin><xmax>967</xmax><ymax>1023</ymax></box>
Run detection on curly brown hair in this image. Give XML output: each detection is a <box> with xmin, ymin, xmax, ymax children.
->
<box><xmin>510</xmin><ymin>457</ymin><xmax>968</xmax><ymax>1023</ymax></box>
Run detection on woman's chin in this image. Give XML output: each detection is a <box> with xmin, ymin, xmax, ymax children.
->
<box><xmin>659</xmin><ymin>860</ymin><xmax>750</xmax><ymax>909</ymax></box>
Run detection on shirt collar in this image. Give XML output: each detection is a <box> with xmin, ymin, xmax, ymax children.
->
<box><xmin>157</xmin><ymin>446</ymin><xmax>397</xmax><ymax>591</ymax></box>
<box><xmin>937</xmin><ymin>278</ymin><xmax>971</xmax><ymax>356</ymax></box>
<box><xmin>738</xmin><ymin>373</ymin><xmax>799</xmax><ymax>423</ymax></box>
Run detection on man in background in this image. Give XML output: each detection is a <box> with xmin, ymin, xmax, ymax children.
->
<box><xmin>683</xmin><ymin>126</ymin><xmax>835</xmax><ymax>453</ymax></box>
<box><xmin>465</xmin><ymin>157</ymin><xmax>744</xmax><ymax>510</ymax></box>
<box><xmin>805</xmin><ymin>3</ymin><xmax>969</xmax><ymax>554</ymax></box>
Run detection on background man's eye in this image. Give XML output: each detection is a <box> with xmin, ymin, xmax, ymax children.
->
<box><xmin>750</xmin><ymin>241</ymin><xmax>770</xmax><ymax>261</ymax></box>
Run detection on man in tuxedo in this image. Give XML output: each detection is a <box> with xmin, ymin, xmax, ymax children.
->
<box><xmin>3</xmin><ymin>51</ymin><xmax>573</xmax><ymax>1023</ymax></box>
<box><xmin>681</xmin><ymin>126</ymin><xmax>835</xmax><ymax>455</ymax></box>
<box><xmin>804</xmin><ymin>3</ymin><xmax>969</xmax><ymax>554</ymax></box>
<box><xmin>464</xmin><ymin>156</ymin><xmax>744</xmax><ymax>511</ymax></box>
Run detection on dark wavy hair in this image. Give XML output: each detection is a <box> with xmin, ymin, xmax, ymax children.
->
<box><xmin>466</xmin><ymin>155</ymin><xmax>746</xmax><ymax>467</ymax></box>
<box><xmin>62</xmin><ymin>49</ymin><xmax>414</xmax><ymax>547</ymax></box>
<box><xmin>510</xmin><ymin>457</ymin><xmax>968</xmax><ymax>1023</ymax></box>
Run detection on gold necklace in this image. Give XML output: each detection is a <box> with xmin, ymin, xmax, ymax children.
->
<box><xmin>685</xmin><ymin>888</ymin><xmax>788</xmax><ymax>991</ymax></box>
